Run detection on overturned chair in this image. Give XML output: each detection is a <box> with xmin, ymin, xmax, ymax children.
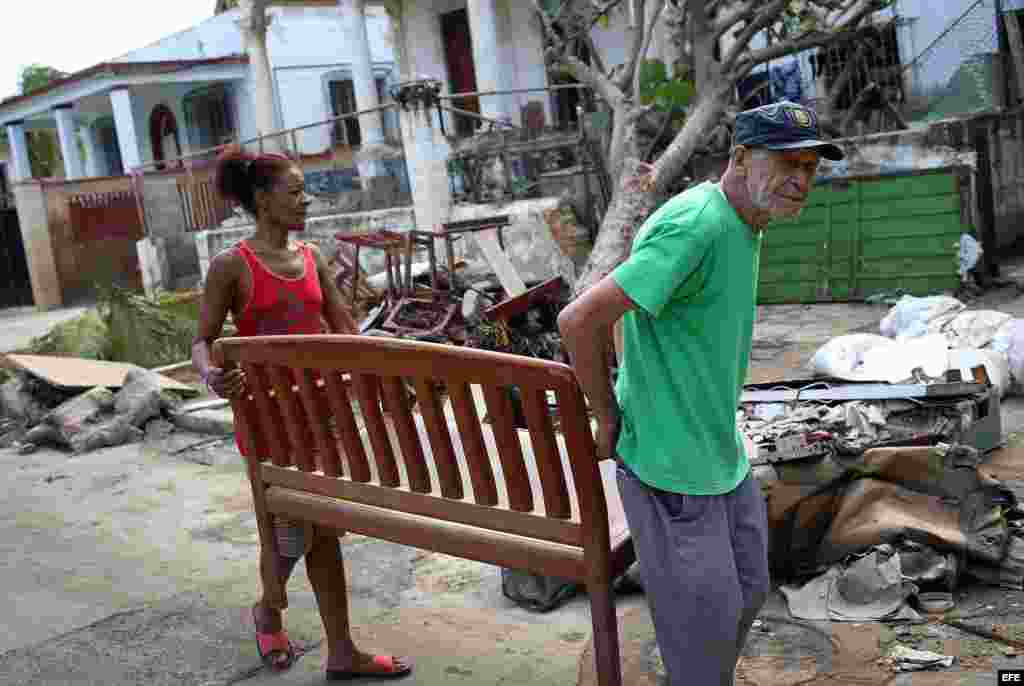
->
<box><xmin>214</xmin><ymin>334</ymin><xmax>634</xmax><ymax>686</ymax></box>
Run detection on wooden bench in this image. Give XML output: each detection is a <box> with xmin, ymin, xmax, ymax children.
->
<box><xmin>214</xmin><ymin>334</ymin><xmax>634</xmax><ymax>686</ymax></box>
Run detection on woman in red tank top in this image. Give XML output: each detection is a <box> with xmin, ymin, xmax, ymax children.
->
<box><xmin>192</xmin><ymin>147</ymin><xmax>410</xmax><ymax>680</ymax></box>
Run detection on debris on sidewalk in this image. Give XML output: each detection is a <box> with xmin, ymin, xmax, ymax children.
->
<box><xmin>1</xmin><ymin>352</ymin><xmax>201</xmax><ymax>454</ymax></box>
<box><xmin>18</xmin><ymin>367</ymin><xmax>169</xmax><ymax>453</ymax></box>
<box><xmin>4</xmin><ymin>354</ymin><xmax>192</xmax><ymax>392</ymax></box>
<box><xmin>884</xmin><ymin>644</ymin><xmax>955</xmax><ymax>672</ymax></box>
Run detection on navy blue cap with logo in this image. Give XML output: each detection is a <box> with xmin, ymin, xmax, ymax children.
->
<box><xmin>733</xmin><ymin>100</ymin><xmax>845</xmax><ymax>161</ymax></box>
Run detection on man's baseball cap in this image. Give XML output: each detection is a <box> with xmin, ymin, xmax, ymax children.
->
<box><xmin>733</xmin><ymin>100</ymin><xmax>844</xmax><ymax>161</ymax></box>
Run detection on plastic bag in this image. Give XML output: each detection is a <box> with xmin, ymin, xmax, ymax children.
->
<box><xmin>993</xmin><ymin>319</ymin><xmax>1024</xmax><ymax>392</ymax></box>
<box><xmin>959</xmin><ymin>234</ymin><xmax>983</xmax><ymax>280</ymax></box>
<box><xmin>809</xmin><ymin>334</ymin><xmax>948</xmax><ymax>383</ymax></box>
<box><xmin>500</xmin><ymin>568</ymin><xmax>578</xmax><ymax>612</ymax></box>
<box><xmin>938</xmin><ymin>310</ymin><xmax>1012</xmax><ymax>350</ymax></box>
<box><xmin>879</xmin><ymin>296</ymin><xmax>964</xmax><ymax>340</ymax></box>
<box><xmin>808</xmin><ymin>334</ymin><xmax>897</xmax><ymax>381</ymax></box>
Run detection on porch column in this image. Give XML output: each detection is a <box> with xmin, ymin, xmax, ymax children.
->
<box><xmin>341</xmin><ymin>0</ymin><xmax>384</xmax><ymax>146</ymax></box>
<box><xmin>5</xmin><ymin>121</ymin><xmax>32</xmax><ymax>182</ymax></box>
<box><xmin>399</xmin><ymin>103</ymin><xmax>451</xmax><ymax>232</ymax></box>
<box><xmin>110</xmin><ymin>88</ymin><xmax>142</xmax><ymax>172</ymax></box>
<box><xmin>467</xmin><ymin>0</ymin><xmax>509</xmax><ymax>123</ymax></box>
<box><xmin>340</xmin><ymin>0</ymin><xmax>386</xmax><ymax>182</ymax></box>
<box><xmin>238</xmin><ymin>0</ymin><xmax>280</xmax><ymax>150</ymax></box>
<box><xmin>53</xmin><ymin>104</ymin><xmax>85</xmax><ymax>180</ymax></box>
<box><xmin>80</xmin><ymin>123</ymin><xmax>104</xmax><ymax>178</ymax></box>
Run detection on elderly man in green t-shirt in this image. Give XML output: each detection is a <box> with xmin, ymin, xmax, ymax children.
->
<box><xmin>558</xmin><ymin>101</ymin><xmax>844</xmax><ymax>686</ymax></box>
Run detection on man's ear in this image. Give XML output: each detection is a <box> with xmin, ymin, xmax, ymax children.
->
<box><xmin>732</xmin><ymin>145</ymin><xmax>750</xmax><ymax>177</ymax></box>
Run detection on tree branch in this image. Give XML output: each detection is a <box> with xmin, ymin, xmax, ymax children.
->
<box><xmin>632</xmin><ymin>0</ymin><xmax>667</xmax><ymax>101</ymax></box>
<box><xmin>733</xmin><ymin>1</ymin><xmax>885</xmax><ymax>78</ymax></box>
<box><xmin>712</xmin><ymin>0</ymin><xmax>758</xmax><ymax>42</ymax></box>
<box><xmin>720</xmin><ymin>0</ymin><xmax>788</xmax><ymax>72</ymax></box>
<box><xmin>566</xmin><ymin>55</ymin><xmax>628</xmax><ymax>107</ymax></box>
<box><xmin>584</xmin><ymin>33</ymin><xmax>609</xmax><ymax>76</ymax></box>
<box><xmin>617</xmin><ymin>0</ymin><xmax>648</xmax><ymax>91</ymax></box>
<box><xmin>642</xmin><ymin>109</ymin><xmax>675</xmax><ymax>162</ymax></box>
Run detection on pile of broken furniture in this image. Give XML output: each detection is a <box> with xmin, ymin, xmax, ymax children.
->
<box><xmin>329</xmin><ymin>215</ymin><xmax>569</xmax><ymax>361</ymax></box>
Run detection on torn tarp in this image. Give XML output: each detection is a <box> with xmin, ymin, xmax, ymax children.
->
<box><xmin>765</xmin><ymin>444</ymin><xmax>1016</xmax><ymax>579</ymax></box>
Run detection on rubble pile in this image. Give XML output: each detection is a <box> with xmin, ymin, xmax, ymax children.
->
<box><xmin>0</xmin><ymin>367</ymin><xmax>184</xmax><ymax>454</ymax></box>
<box><xmin>752</xmin><ymin>294</ymin><xmax>1024</xmax><ymax>624</ymax></box>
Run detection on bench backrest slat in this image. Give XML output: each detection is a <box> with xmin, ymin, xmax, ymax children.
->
<box><xmin>521</xmin><ymin>387</ymin><xmax>571</xmax><ymax>520</ymax></box>
<box><xmin>447</xmin><ymin>381</ymin><xmax>499</xmax><ymax>506</ymax></box>
<box><xmin>323</xmin><ymin>371</ymin><xmax>372</xmax><ymax>482</ymax></box>
<box><xmin>380</xmin><ymin>375</ymin><xmax>432</xmax><ymax>493</ymax></box>
<box><xmin>268</xmin><ymin>365</ymin><xmax>317</xmax><ymax>473</ymax></box>
<box><xmin>216</xmin><ymin>335</ymin><xmax>605</xmax><ymax>545</ymax></box>
<box><xmin>412</xmin><ymin>377</ymin><xmax>465</xmax><ymax>500</ymax></box>
<box><xmin>352</xmin><ymin>375</ymin><xmax>401</xmax><ymax>487</ymax></box>
<box><xmin>244</xmin><ymin>363</ymin><xmax>293</xmax><ymax>468</ymax></box>
<box><xmin>480</xmin><ymin>383</ymin><xmax>535</xmax><ymax>513</ymax></box>
<box><xmin>298</xmin><ymin>370</ymin><xmax>343</xmax><ymax>477</ymax></box>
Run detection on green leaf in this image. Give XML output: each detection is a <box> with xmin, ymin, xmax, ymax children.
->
<box><xmin>597</xmin><ymin>13</ymin><xmax>610</xmax><ymax>29</ymax></box>
<box><xmin>654</xmin><ymin>80</ymin><xmax>696</xmax><ymax>110</ymax></box>
<box><xmin>639</xmin><ymin>59</ymin><xmax>669</xmax><ymax>105</ymax></box>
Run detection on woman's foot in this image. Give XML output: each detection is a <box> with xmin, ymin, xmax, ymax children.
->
<box><xmin>325</xmin><ymin>645</ymin><xmax>412</xmax><ymax>680</ymax></box>
<box><xmin>252</xmin><ymin>602</ymin><xmax>295</xmax><ymax>671</ymax></box>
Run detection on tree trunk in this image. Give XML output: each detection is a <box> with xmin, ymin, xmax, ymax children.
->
<box><xmin>574</xmin><ymin>157</ymin><xmax>670</xmax><ymax>296</ymax></box>
<box><xmin>651</xmin><ymin>87</ymin><xmax>731</xmax><ymax>194</ymax></box>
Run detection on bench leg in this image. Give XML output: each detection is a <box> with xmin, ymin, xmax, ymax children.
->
<box><xmin>588</xmin><ymin>577</ymin><xmax>622</xmax><ymax>686</ymax></box>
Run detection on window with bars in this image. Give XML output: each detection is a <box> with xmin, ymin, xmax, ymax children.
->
<box><xmin>329</xmin><ymin>77</ymin><xmax>389</xmax><ymax>146</ymax></box>
<box><xmin>810</xmin><ymin>20</ymin><xmax>905</xmax><ymax>112</ymax></box>
<box><xmin>183</xmin><ymin>84</ymin><xmax>237</xmax><ymax>151</ymax></box>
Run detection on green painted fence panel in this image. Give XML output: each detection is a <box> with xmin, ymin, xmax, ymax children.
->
<box><xmin>757</xmin><ymin>171</ymin><xmax>965</xmax><ymax>304</ymax></box>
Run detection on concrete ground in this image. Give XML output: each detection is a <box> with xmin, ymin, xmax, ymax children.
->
<box><xmin>5</xmin><ymin>280</ymin><xmax>1024</xmax><ymax>685</ymax></box>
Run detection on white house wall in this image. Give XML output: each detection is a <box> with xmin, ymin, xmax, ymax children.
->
<box><xmin>892</xmin><ymin>0</ymin><xmax>995</xmax><ymax>93</ymax></box>
<box><xmin>110</xmin><ymin>10</ymin><xmax>246</xmax><ymax>62</ymax></box>
<box><xmin>112</xmin><ymin>5</ymin><xmax>397</xmax><ymax>142</ymax></box>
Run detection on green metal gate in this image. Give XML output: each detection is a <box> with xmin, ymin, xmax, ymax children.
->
<box><xmin>757</xmin><ymin>170</ymin><xmax>967</xmax><ymax>304</ymax></box>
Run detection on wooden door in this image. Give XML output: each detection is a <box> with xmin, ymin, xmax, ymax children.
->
<box><xmin>441</xmin><ymin>8</ymin><xmax>480</xmax><ymax>137</ymax></box>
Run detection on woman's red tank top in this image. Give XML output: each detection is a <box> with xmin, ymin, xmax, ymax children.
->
<box><xmin>233</xmin><ymin>239</ymin><xmax>325</xmax><ymax>458</ymax></box>
<box><xmin>234</xmin><ymin>239</ymin><xmax>325</xmax><ymax>337</ymax></box>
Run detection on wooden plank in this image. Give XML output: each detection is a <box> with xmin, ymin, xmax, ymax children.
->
<box><xmin>521</xmin><ymin>386</ymin><xmax>571</xmax><ymax>519</ymax></box>
<box><xmin>323</xmin><ymin>370</ymin><xmax>371</xmax><ymax>482</ymax></box>
<box><xmin>265</xmin><ymin>486</ymin><xmax>587</xmax><ymax>580</ymax></box>
<box><xmin>352</xmin><ymin>375</ymin><xmax>401</xmax><ymax>487</ymax></box>
<box><xmin>4</xmin><ymin>354</ymin><xmax>194</xmax><ymax>392</ymax></box>
<box><xmin>472</xmin><ymin>231</ymin><xmax>527</xmax><ymax>298</ymax></box>
<box><xmin>243</xmin><ymin>363</ymin><xmax>293</xmax><ymax>468</ymax></box>
<box><xmin>481</xmin><ymin>384</ymin><xmax>534</xmax><ymax>513</ymax></box>
<box><xmin>380</xmin><ymin>376</ymin><xmax>432</xmax><ymax>493</ymax></box>
<box><xmin>297</xmin><ymin>369</ymin><xmax>343</xmax><ymax>477</ymax></box>
<box><xmin>413</xmin><ymin>377</ymin><xmax>464</xmax><ymax>500</ymax></box>
<box><xmin>262</xmin><ymin>466</ymin><xmax>583</xmax><ymax>548</ymax></box>
<box><xmin>448</xmin><ymin>382</ymin><xmax>499</xmax><ymax>506</ymax></box>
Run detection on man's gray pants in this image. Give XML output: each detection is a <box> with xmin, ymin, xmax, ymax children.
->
<box><xmin>616</xmin><ymin>461</ymin><xmax>770</xmax><ymax>686</ymax></box>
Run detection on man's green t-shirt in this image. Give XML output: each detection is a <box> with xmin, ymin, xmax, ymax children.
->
<box><xmin>611</xmin><ymin>181</ymin><xmax>762</xmax><ymax>495</ymax></box>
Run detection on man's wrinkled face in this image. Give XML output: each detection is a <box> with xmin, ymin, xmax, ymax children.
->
<box><xmin>744</xmin><ymin>148</ymin><xmax>821</xmax><ymax>220</ymax></box>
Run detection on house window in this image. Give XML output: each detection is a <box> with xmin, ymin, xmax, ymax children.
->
<box><xmin>329</xmin><ymin>77</ymin><xmax>389</xmax><ymax>146</ymax></box>
<box><xmin>811</xmin><ymin>21</ymin><xmax>903</xmax><ymax>111</ymax></box>
<box><xmin>183</xmin><ymin>84</ymin><xmax>237</xmax><ymax>150</ymax></box>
